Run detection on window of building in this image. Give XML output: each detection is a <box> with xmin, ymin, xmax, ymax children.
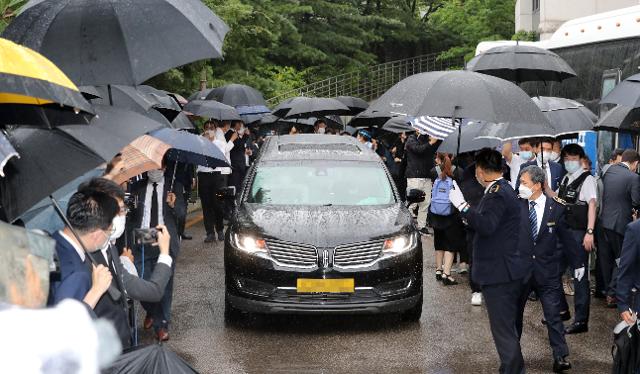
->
<box><xmin>532</xmin><ymin>0</ymin><xmax>540</xmax><ymax>12</ymax></box>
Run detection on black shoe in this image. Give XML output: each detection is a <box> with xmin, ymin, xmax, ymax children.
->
<box><xmin>181</xmin><ymin>233</ymin><xmax>192</xmax><ymax>240</ymax></box>
<box><xmin>217</xmin><ymin>231</ymin><xmax>225</xmax><ymax>241</ymax></box>
<box><xmin>561</xmin><ymin>310</ymin><xmax>571</xmax><ymax>322</ymax></box>
<box><xmin>204</xmin><ymin>234</ymin><xmax>215</xmax><ymax>243</ymax></box>
<box><xmin>442</xmin><ymin>274</ymin><xmax>458</xmax><ymax>286</ymax></box>
<box><xmin>553</xmin><ymin>356</ymin><xmax>572</xmax><ymax>372</ymax></box>
<box><xmin>528</xmin><ymin>291</ymin><xmax>539</xmax><ymax>301</ymax></box>
<box><xmin>435</xmin><ymin>269</ymin><xmax>443</xmax><ymax>281</ymax></box>
<box><xmin>565</xmin><ymin>322</ymin><xmax>588</xmax><ymax>334</ymax></box>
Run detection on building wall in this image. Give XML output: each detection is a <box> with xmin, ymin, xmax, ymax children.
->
<box><xmin>516</xmin><ymin>0</ymin><xmax>640</xmax><ymax>40</ymax></box>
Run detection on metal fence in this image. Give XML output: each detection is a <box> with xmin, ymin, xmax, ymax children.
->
<box><xmin>267</xmin><ymin>53</ymin><xmax>465</xmax><ymax>106</ymax></box>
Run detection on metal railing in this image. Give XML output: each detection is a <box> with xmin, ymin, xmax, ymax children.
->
<box><xmin>267</xmin><ymin>53</ymin><xmax>464</xmax><ymax>105</ymax></box>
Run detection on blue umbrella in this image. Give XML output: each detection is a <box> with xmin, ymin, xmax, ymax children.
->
<box><xmin>20</xmin><ymin>167</ymin><xmax>105</xmax><ymax>233</ymax></box>
<box><xmin>150</xmin><ymin>128</ymin><xmax>229</xmax><ymax>169</ymax></box>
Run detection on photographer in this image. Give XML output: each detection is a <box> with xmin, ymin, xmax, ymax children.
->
<box><xmin>79</xmin><ymin>178</ymin><xmax>173</xmax><ymax>349</ymax></box>
<box><xmin>47</xmin><ymin>189</ymin><xmax>117</xmax><ymax>310</ymax></box>
<box><xmin>126</xmin><ymin>168</ymin><xmax>181</xmax><ymax>342</ymax></box>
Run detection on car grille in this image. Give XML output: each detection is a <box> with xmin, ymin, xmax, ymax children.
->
<box><xmin>266</xmin><ymin>239</ymin><xmax>318</xmax><ymax>267</ymax></box>
<box><xmin>333</xmin><ymin>240</ymin><xmax>383</xmax><ymax>267</ymax></box>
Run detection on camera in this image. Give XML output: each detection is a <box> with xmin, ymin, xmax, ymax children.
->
<box><xmin>133</xmin><ymin>228</ymin><xmax>158</xmax><ymax>245</ymax></box>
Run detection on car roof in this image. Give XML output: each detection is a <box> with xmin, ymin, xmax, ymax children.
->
<box><xmin>259</xmin><ymin>134</ymin><xmax>382</xmax><ymax>162</ymax></box>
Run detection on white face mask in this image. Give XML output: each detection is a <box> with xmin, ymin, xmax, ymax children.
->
<box><xmin>237</xmin><ymin>127</ymin><xmax>245</xmax><ymax>135</ymax></box>
<box><xmin>537</xmin><ymin>151</ymin><xmax>552</xmax><ymax>164</ymax></box>
<box><xmin>564</xmin><ymin>160</ymin><xmax>581</xmax><ymax>174</ymax></box>
<box><xmin>317</xmin><ymin>127</ymin><xmax>326</xmax><ymax>134</ymax></box>
<box><xmin>518</xmin><ymin>184</ymin><xmax>534</xmax><ymax>200</ymax></box>
<box><xmin>550</xmin><ymin>151</ymin><xmax>560</xmax><ymax>163</ymax></box>
<box><xmin>110</xmin><ymin>214</ymin><xmax>126</xmax><ymax>241</ymax></box>
<box><xmin>148</xmin><ymin>169</ymin><xmax>164</xmax><ymax>183</ymax></box>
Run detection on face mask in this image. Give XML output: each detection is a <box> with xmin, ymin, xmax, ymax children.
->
<box><xmin>564</xmin><ymin>160</ymin><xmax>581</xmax><ymax>174</ymax></box>
<box><xmin>537</xmin><ymin>151</ymin><xmax>552</xmax><ymax>164</ymax></box>
<box><xmin>317</xmin><ymin>127</ymin><xmax>326</xmax><ymax>134</ymax></box>
<box><xmin>519</xmin><ymin>151</ymin><xmax>533</xmax><ymax>161</ymax></box>
<box><xmin>148</xmin><ymin>169</ymin><xmax>164</xmax><ymax>183</ymax></box>
<box><xmin>237</xmin><ymin>127</ymin><xmax>245</xmax><ymax>135</ymax></box>
<box><xmin>550</xmin><ymin>151</ymin><xmax>560</xmax><ymax>163</ymax></box>
<box><xmin>110</xmin><ymin>215</ymin><xmax>126</xmax><ymax>241</ymax></box>
<box><xmin>205</xmin><ymin>130</ymin><xmax>215</xmax><ymax>137</ymax></box>
<box><xmin>518</xmin><ymin>184</ymin><xmax>534</xmax><ymax>200</ymax></box>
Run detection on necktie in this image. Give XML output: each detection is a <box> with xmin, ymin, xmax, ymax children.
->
<box><xmin>150</xmin><ymin>182</ymin><xmax>158</xmax><ymax>228</ymax></box>
<box><xmin>529</xmin><ymin>201</ymin><xmax>538</xmax><ymax>241</ymax></box>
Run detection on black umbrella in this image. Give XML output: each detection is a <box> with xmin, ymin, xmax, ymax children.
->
<box><xmin>334</xmin><ymin>96</ymin><xmax>369</xmax><ymax>114</ymax></box>
<box><xmin>136</xmin><ymin>85</ymin><xmax>183</xmax><ymax>121</ymax></box>
<box><xmin>105</xmin><ymin>344</ymin><xmax>198</xmax><ymax>374</ymax></box>
<box><xmin>594</xmin><ymin>105</ymin><xmax>640</xmax><ymax>133</ymax></box>
<box><xmin>438</xmin><ymin>121</ymin><xmax>502</xmax><ymax>154</ymax></box>
<box><xmin>183</xmin><ymin>100</ymin><xmax>241</xmax><ymax>121</ymax></box>
<box><xmin>601</xmin><ymin>74</ymin><xmax>640</xmax><ymax>108</ymax></box>
<box><xmin>78</xmin><ymin>85</ymin><xmax>101</xmax><ymax>100</ymax></box>
<box><xmin>171</xmin><ymin>112</ymin><xmax>195</xmax><ymax>130</ymax></box>
<box><xmin>349</xmin><ymin>109</ymin><xmax>393</xmax><ymax>128</ymax></box>
<box><xmin>4</xmin><ymin>0</ymin><xmax>229</xmax><ymax>86</ymax></box>
<box><xmin>381</xmin><ymin>116</ymin><xmax>413</xmax><ymax>133</ymax></box>
<box><xmin>92</xmin><ymin>85</ymin><xmax>155</xmax><ymax>113</ymax></box>
<box><xmin>188</xmin><ymin>88</ymin><xmax>214</xmax><ymax>102</ymax></box>
<box><xmin>272</xmin><ymin>97</ymin><xmax>351</xmax><ymax>118</ymax></box>
<box><xmin>205</xmin><ymin>84</ymin><xmax>268</xmax><ymax>107</ymax></box>
<box><xmin>533</xmin><ymin>96</ymin><xmax>596</xmax><ymax>136</ymax></box>
<box><xmin>58</xmin><ymin>105</ymin><xmax>166</xmax><ymax>161</ymax></box>
<box><xmin>466</xmin><ymin>44</ymin><xmax>576</xmax><ymax>83</ymax></box>
<box><xmin>1</xmin><ymin>128</ymin><xmax>105</xmax><ymax>221</ymax></box>
<box><xmin>150</xmin><ymin>128</ymin><xmax>229</xmax><ymax>169</ymax></box>
<box><xmin>0</xmin><ymin>132</ymin><xmax>18</xmax><ymax>177</ymax></box>
<box><xmin>368</xmin><ymin>70</ymin><xmax>554</xmax><ymax>142</ymax></box>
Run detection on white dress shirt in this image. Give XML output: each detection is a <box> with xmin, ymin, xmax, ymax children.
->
<box><xmin>196</xmin><ymin>135</ymin><xmax>233</xmax><ymax>175</ymax></box>
<box><xmin>536</xmin><ymin>159</ymin><xmax>552</xmax><ymax>188</ymax></box>
<box><xmin>530</xmin><ymin>193</ymin><xmax>546</xmax><ymax>237</ymax></box>
<box><xmin>142</xmin><ymin>179</ymin><xmax>164</xmax><ymax>229</ymax></box>
<box><xmin>59</xmin><ymin>230</ymin><xmax>85</xmax><ymax>262</ymax></box>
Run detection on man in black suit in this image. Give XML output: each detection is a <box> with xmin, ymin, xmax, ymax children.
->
<box><xmin>599</xmin><ymin>150</ymin><xmax>640</xmax><ymax>307</ymax></box>
<box><xmin>518</xmin><ymin>165</ymin><xmax>584</xmax><ymax>372</ymax></box>
<box><xmin>127</xmin><ymin>168</ymin><xmax>181</xmax><ymax>341</ymax></box>
<box><xmin>449</xmin><ymin>149</ymin><xmax>532</xmax><ymax>374</ymax></box>
<box><xmin>81</xmin><ymin>178</ymin><xmax>173</xmax><ymax>349</ymax></box>
<box><xmin>228</xmin><ymin>120</ymin><xmax>249</xmax><ymax>198</ymax></box>
<box><xmin>617</xmin><ymin>219</ymin><xmax>640</xmax><ymax>325</ymax></box>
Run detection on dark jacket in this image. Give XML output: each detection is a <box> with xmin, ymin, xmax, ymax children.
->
<box><xmin>229</xmin><ymin>134</ymin><xmax>249</xmax><ymax>170</ymax></box>
<box><xmin>617</xmin><ymin>219</ymin><xmax>640</xmax><ymax>312</ymax></box>
<box><xmin>461</xmin><ymin>179</ymin><xmax>532</xmax><ymax>286</ymax></box>
<box><xmin>601</xmin><ymin>163</ymin><xmax>640</xmax><ymax>235</ymax></box>
<box><xmin>126</xmin><ymin>175</ymin><xmax>181</xmax><ymax>258</ymax></box>
<box><xmin>94</xmin><ymin>243</ymin><xmax>172</xmax><ymax>348</ymax></box>
<box><xmin>48</xmin><ymin>231</ymin><xmax>92</xmax><ymax>306</ymax></box>
<box><xmin>516</xmin><ymin>160</ymin><xmax>566</xmax><ymax>192</ymax></box>
<box><xmin>404</xmin><ymin>134</ymin><xmax>438</xmax><ymax>179</ymax></box>
<box><xmin>519</xmin><ymin>197</ymin><xmax>583</xmax><ymax>285</ymax></box>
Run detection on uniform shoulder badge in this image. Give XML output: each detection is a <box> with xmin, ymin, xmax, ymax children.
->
<box><xmin>552</xmin><ymin>196</ymin><xmax>567</xmax><ymax>205</ymax></box>
<box><xmin>488</xmin><ymin>184</ymin><xmax>500</xmax><ymax>193</ymax></box>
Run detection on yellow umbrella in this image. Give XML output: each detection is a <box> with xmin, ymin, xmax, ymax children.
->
<box><xmin>0</xmin><ymin>38</ymin><xmax>94</xmax><ymax>126</ymax></box>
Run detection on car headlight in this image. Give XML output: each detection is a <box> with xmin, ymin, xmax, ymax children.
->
<box><xmin>383</xmin><ymin>234</ymin><xmax>415</xmax><ymax>254</ymax></box>
<box><xmin>232</xmin><ymin>233</ymin><xmax>267</xmax><ymax>254</ymax></box>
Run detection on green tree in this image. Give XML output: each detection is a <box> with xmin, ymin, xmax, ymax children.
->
<box><xmin>0</xmin><ymin>0</ymin><xmax>26</xmax><ymax>33</ymax></box>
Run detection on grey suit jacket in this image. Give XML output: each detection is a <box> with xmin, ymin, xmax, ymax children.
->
<box><xmin>600</xmin><ymin>163</ymin><xmax>640</xmax><ymax>235</ymax></box>
<box><xmin>108</xmin><ymin>244</ymin><xmax>171</xmax><ymax>303</ymax></box>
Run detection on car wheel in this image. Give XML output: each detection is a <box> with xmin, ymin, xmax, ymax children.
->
<box><xmin>400</xmin><ymin>291</ymin><xmax>423</xmax><ymax>322</ymax></box>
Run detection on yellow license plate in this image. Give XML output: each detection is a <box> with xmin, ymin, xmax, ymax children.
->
<box><xmin>296</xmin><ymin>278</ymin><xmax>355</xmax><ymax>293</ymax></box>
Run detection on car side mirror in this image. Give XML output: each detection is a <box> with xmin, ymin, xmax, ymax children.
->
<box><xmin>405</xmin><ymin>188</ymin><xmax>425</xmax><ymax>204</ymax></box>
<box><xmin>216</xmin><ymin>186</ymin><xmax>236</xmax><ymax>200</ymax></box>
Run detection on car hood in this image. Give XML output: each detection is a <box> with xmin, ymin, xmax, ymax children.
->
<box><xmin>235</xmin><ymin>203</ymin><xmax>413</xmax><ymax>248</ymax></box>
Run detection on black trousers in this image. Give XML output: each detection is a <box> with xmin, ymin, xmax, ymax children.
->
<box><xmin>530</xmin><ymin>276</ymin><xmax>570</xmax><ymax>359</ymax></box>
<box><xmin>482</xmin><ymin>277</ymin><xmax>530</xmax><ymax>374</ymax></box>
<box><xmin>198</xmin><ymin>172</ymin><xmax>228</xmax><ymax>235</ymax></box>
<box><xmin>466</xmin><ymin>230</ymin><xmax>481</xmax><ymax>293</ymax></box>
<box><xmin>599</xmin><ymin>227</ymin><xmax>624</xmax><ymax>297</ymax></box>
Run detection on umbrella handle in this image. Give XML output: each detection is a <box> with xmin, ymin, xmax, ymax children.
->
<box><xmin>50</xmin><ymin>195</ymin><xmax>122</xmax><ymax>301</ymax></box>
<box><xmin>170</xmin><ymin>156</ymin><xmax>178</xmax><ymax>193</ymax></box>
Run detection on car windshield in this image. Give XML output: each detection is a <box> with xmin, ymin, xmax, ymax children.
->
<box><xmin>247</xmin><ymin>161</ymin><xmax>395</xmax><ymax>206</ymax></box>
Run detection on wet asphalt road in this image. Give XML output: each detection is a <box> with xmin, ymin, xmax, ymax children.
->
<box><xmin>138</xmin><ymin>220</ymin><xmax>619</xmax><ymax>374</ymax></box>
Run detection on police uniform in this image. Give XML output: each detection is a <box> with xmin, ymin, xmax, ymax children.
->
<box><xmin>460</xmin><ymin>178</ymin><xmax>532</xmax><ymax>374</ymax></box>
<box><xmin>557</xmin><ymin>169</ymin><xmax>597</xmax><ymax>327</ymax></box>
<box><xmin>520</xmin><ymin>194</ymin><xmax>583</xmax><ymax>362</ymax></box>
